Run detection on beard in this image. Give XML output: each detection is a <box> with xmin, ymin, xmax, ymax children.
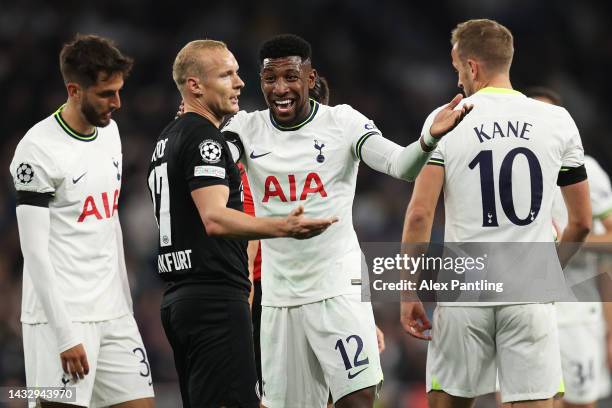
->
<box><xmin>81</xmin><ymin>97</ymin><xmax>111</xmax><ymax>127</ymax></box>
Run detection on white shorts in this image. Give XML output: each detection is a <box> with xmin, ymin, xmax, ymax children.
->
<box><xmin>260</xmin><ymin>294</ymin><xmax>383</xmax><ymax>407</ymax></box>
<box><xmin>427</xmin><ymin>304</ymin><xmax>563</xmax><ymax>403</ymax></box>
<box><xmin>559</xmin><ymin>320</ymin><xmax>611</xmax><ymax>404</ymax></box>
<box><xmin>23</xmin><ymin>314</ymin><xmax>154</xmax><ymax>407</ymax></box>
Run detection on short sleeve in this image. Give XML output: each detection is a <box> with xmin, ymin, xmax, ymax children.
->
<box><xmin>558</xmin><ymin>109</ymin><xmax>587</xmax><ymax>186</ymax></box>
<box><xmin>181</xmin><ymin>125</ymin><xmax>231</xmax><ymax>191</ymax></box>
<box><xmin>584</xmin><ymin>157</ymin><xmax>612</xmax><ymax>219</ymax></box>
<box><xmin>560</xmin><ymin>111</ymin><xmax>584</xmax><ymax>168</ymax></box>
<box><xmin>334</xmin><ymin>105</ymin><xmax>382</xmax><ymax>161</ymax></box>
<box><xmin>10</xmin><ymin>138</ymin><xmax>59</xmax><ymax>194</ymax></box>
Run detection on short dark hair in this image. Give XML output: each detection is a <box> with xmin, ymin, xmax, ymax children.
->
<box><xmin>60</xmin><ymin>34</ymin><xmax>133</xmax><ymax>87</ymax></box>
<box><xmin>524</xmin><ymin>86</ymin><xmax>563</xmax><ymax>106</ymax></box>
<box><xmin>259</xmin><ymin>34</ymin><xmax>311</xmax><ymax>64</ymax></box>
<box><xmin>451</xmin><ymin>19</ymin><xmax>513</xmax><ymax>73</ymax></box>
<box><xmin>310</xmin><ymin>75</ymin><xmax>329</xmax><ymax>105</ymax></box>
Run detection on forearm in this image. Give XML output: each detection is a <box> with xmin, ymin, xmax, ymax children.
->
<box><xmin>360</xmin><ymin>135</ymin><xmax>433</xmax><ymax>181</ymax></box>
<box><xmin>16</xmin><ymin>206</ymin><xmax>79</xmax><ymax>352</ymax></box>
<box><xmin>558</xmin><ymin>223</ymin><xmax>591</xmax><ymax>268</ymax></box>
<box><xmin>202</xmin><ymin>206</ymin><xmax>287</xmax><ymax>240</ymax></box>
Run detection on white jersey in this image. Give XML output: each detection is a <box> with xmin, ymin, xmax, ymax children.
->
<box><xmin>552</xmin><ymin>155</ymin><xmax>612</xmax><ymax>325</ymax></box>
<box><xmin>10</xmin><ymin>107</ymin><xmax>130</xmax><ymax>323</ymax></box>
<box><xmin>223</xmin><ymin>100</ymin><xmax>380</xmax><ymax>306</ymax></box>
<box><xmin>426</xmin><ymin>87</ymin><xmax>585</xmax><ymax>305</ymax></box>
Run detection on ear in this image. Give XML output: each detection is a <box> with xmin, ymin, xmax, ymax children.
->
<box><xmin>186</xmin><ymin>77</ymin><xmax>204</xmax><ymax>96</ymax></box>
<box><xmin>66</xmin><ymin>83</ymin><xmax>81</xmax><ymax>99</ymax></box>
<box><xmin>307</xmin><ymin>68</ymin><xmax>317</xmax><ymax>90</ymax></box>
<box><xmin>466</xmin><ymin>59</ymin><xmax>478</xmax><ymax>81</ymax></box>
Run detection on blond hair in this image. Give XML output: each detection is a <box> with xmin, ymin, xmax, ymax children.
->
<box><xmin>172</xmin><ymin>40</ymin><xmax>227</xmax><ymax>90</ymax></box>
<box><xmin>451</xmin><ymin>19</ymin><xmax>514</xmax><ymax>73</ymax></box>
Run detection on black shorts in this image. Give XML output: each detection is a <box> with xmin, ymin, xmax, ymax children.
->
<box><xmin>161</xmin><ymin>295</ymin><xmax>259</xmax><ymax>408</ymax></box>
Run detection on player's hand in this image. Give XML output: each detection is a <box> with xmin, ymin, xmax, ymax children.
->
<box><xmin>400</xmin><ymin>301</ymin><xmax>432</xmax><ymax>340</ymax></box>
<box><xmin>174</xmin><ymin>100</ymin><xmax>185</xmax><ymax>119</ymax></box>
<box><xmin>285</xmin><ymin>205</ymin><xmax>338</xmax><ymax>239</ymax></box>
<box><xmin>60</xmin><ymin>343</ymin><xmax>90</xmax><ymax>381</ymax></box>
<box><xmin>375</xmin><ymin>325</ymin><xmax>385</xmax><ymax>353</ymax></box>
<box><xmin>429</xmin><ymin>93</ymin><xmax>473</xmax><ymax>138</ymax></box>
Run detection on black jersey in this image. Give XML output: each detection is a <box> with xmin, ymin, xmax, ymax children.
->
<box><xmin>148</xmin><ymin>112</ymin><xmax>248</xmax><ymax>301</ymax></box>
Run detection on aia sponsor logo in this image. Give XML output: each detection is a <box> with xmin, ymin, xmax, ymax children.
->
<box><xmin>77</xmin><ymin>189</ymin><xmax>120</xmax><ymax>222</ymax></box>
<box><xmin>262</xmin><ymin>173</ymin><xmax>327</xmax><ymax>202</ymax></box>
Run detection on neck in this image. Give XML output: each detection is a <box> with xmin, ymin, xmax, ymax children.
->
<box><xmin>183</xmin><ymin>97</ymin><xmax>223</xmax><ymax>128</ymax></box>
<box><xmin>476</xmin><ymin>73</ymin><xmax>512</xmax><ymax>92</ymax></box>
<box><xmin>62</xmin><ymin>99</ymin><xmax>95</xmax><ymax>134</ymax></box>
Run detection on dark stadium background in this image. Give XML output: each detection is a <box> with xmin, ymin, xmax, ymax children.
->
<box><xmin>1</xmin><ymin>1</ymin><xmax>611</xmax><ymax>407</ymax></box>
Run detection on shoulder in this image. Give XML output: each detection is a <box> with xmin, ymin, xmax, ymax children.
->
<box><xmin>14</xmin><ymin>116</ymin><xmax>59</xmax><ymax>159</ymax></box>
<box><xmin>221</xmin><ymin>109</ymin><xmax>263</xmax><ymax>133</ymax></box>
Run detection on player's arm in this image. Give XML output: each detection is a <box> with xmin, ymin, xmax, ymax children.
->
<box><xmin>399</xmin><ymin>165</ymin><xmax>444</xmax><ymax>340</ymax></box>
<box><xmin>558</xmin><ymin>178</ymin><xmax>592</xmax><ymax>268</ymax></box>
<box><xmin>191</xmin><ymin>185</ymin><xmax>337</xmax><ymax>240</ymax></box>
<box><xmin>15</xmin><ymin>198</ymin><xmax>89</xmax><ymax>380</ymax></box>
<box><xmin>359</xmin><ymin>94</ymin><xmax>472</xmax><ymax>181</ymax></box>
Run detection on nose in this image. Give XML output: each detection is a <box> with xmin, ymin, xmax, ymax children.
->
<box><xmin>272</xmin><ymin>78</ymin><xmax>289</xmax><ymax>96</ymax></box>
<box><xmin>110</xmin><ymin>91</ymin><xmax>121</xmax><ymax>110</ymax></box>
<box><xmin>234</xmin><ymin>74</ymin><xmax>245</xmax><ymax>89</ymax></box>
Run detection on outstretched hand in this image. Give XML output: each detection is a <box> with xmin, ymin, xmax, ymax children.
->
<box><xmin>285</xmin><ymin>205</ymin><xmax>338</xmax><ymax>239</ymax></box>
<box><xmin>400</xmin><ymin>301</ymin><xmax>432</xmax><ymax>340</ymax></box>
<box><xmin>429</xmin><ymin>93</ymin><xmax>473</xmax><ymax>139</ymax></box>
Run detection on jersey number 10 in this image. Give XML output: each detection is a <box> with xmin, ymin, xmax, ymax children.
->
<box><xmin>148</xmin><ymin>163</ymin><xmax>172</xmax><ymax>247</ymax></box>
<box><xmin>469</xmin><ymin>147</ymin><xmax>543</xmax><ymax>227</ymax></box>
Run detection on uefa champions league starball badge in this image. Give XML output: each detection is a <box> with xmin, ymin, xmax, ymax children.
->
<box><xmin>314</xmin><ymin>140</ymin><xmax>325</xmax><ymax>163</ymax></box>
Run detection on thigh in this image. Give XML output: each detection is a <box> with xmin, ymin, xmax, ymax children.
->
<box><xmin>496</xmin><ymin>303</ymin><xmax>562</xmax><ymax>403</ymax></box>
<box><xmin>303</xmin><ymin>294</ymin><xmax>383</xmax><ymax>404</ymax></box>
<box><xmin>427</xmin><ymin>306</ymin><xmax>496</xmax><ymax>398</ymax></box>
<box><xmin>165</xmin><ymin>298</ymin><xmax>258</xmax><ymax>408</ymax></box>
<box><xmin>22</xmin><ymin>322</ymin><xmax>100</xmax><ymax>408</ymax></box>
<box><xmin>91</xmin><ymin>314</ymin><xmax>154</xmax><ymax>407</ymax></box>
<box><xmin>260</xmin><ymin>305</ymin><xmax>328</xmax><ymax>408</ymax></box>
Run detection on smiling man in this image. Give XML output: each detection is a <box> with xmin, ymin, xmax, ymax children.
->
<box><xmin>221</xmin><ymin>34</ymin><xmax>472</xmax><ymax>407</ymax></box>
<box><xmin>11</xmin><ymin>34</ymin><xmax>155</xmax><ymax>407</ymax></box>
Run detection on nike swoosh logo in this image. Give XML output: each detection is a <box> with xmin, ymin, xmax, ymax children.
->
<box><xmin>347</xmin><ymin>367</ymin><xmax>369</xmax><ymax>379</ymax></box>
<box><xmin>72</xmin><ymin>172</ymin><xmax>87</xmax><ymax>184</ymax></box>
<box><xmin>250</xmin><ymin>151</ymin><xmax>272</xmax><ymax>159</ymax></box>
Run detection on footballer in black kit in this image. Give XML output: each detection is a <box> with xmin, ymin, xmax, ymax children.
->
<box><xmin>148</xmin><ymin>112</ymin><xmax>259</xmax><ymax>407</ymax></box>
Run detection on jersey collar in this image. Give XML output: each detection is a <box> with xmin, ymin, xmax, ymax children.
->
<box><xmin>53</xmin><ymin>104</ymin><xmax>98</xmax><ymax>142</ymax></box>
<box><xmin>476</xmin><ymin>87</ymin><xmax>523</xmax><ymax>96</ymax></box>
<box><xmin>269</xmin><ymin>99</ymin><xmax>319</xmax><ymax>131</ymax></box>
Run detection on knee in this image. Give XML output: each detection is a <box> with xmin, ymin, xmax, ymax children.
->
<box><xmin>335</xmin><ymin>386</ymin><xmax>375</xmax><ymax>408</ymax></box>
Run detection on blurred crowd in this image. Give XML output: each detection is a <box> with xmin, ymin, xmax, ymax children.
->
<box><xmin>1</xmin><ymin>1</ymin><xmax>612</xmax><ymax>406</ymax></box>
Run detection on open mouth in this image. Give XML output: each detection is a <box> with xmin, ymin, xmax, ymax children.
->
<box><xmin>273</xmin><ymin>99</ymin><xmax>295</xmax><ymax>114</ymax></box>
<box><xmin>230</xmin><ymin>95</ymin><xmax>239</xmax><ymax>104</ymax></box>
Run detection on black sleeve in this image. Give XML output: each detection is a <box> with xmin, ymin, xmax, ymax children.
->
<box><xmin>181</xmin><ymin>125</ymin><xmax>230</xmax><ymax>192</ymax></box>
<box><xmin>16</xmin><ymin>191</ymin><xmax>53</xmax><ymax>207</ymax></box>
<box><xmin>222</xmin><ymin>131</ymin><xmax>244</xmax><ymax>162</ymax></box>
<box><xmin>557</xmin><ymin>164</ymin><xmax>588</xmax><ymax>187</ymax></box>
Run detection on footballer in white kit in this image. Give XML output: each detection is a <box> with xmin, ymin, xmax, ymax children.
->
<box><xmin>401</xmin><ymin>20</ymin><xmax>592</xmax><ymax>406</ymax></box>
<box><xmin>222</xmin><ymin>34</ymin><xmax>471</xmax><ymax>407</ymax></box>
<box><xmin>552</xmin><ymin>155</ymin><xmax>612</xmax><ymax>405</ymax></box>
<box><xmin>11</xmin><ymin>35</ymin><xmax>153</xmax><ymax>408</ymax></box>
